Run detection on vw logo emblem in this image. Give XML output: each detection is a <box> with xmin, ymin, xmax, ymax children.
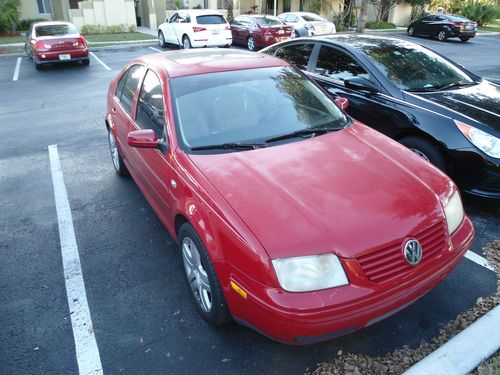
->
<box><xmin>403</xmin><ymin>239</ymin><xmax>422</xmax><ymax>266</ymax></box>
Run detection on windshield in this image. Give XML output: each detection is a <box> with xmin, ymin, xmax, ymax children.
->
<box><xmin>302</xmin><ymin>14</ymin><xmax>326</xmax><ymax>22</ymax></box>
<box><xmin>256</xmin><ymin>16</ymin><xmax>284</xmax><ymax>26</ymax></box>
<box><xmin>361</xmin><ymin>40</ymin><xmax>473</xmax><ymax>91</ymax></box>
<box><xmin>170</xmin><ymin>67</ymin><xmax>349</xmax><ymax>153</ymax></box>
<box><xmin>35</xmin><ymin>24</ymin><xmax>78</xmax><ymax>37</ymax></box>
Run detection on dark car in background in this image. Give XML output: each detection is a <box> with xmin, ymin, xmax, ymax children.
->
<box><xmin>24</xmin><ymin>21</ymin><xmax>89</xmax><ymax>69</ymax></box>
<box><xmin>230</xmin><ymin>15</ymin><xmax>293</xmax><ymax>50</ymax></box>
<box><xmin>261</xmin><ymin>35</ymin><xmax>500</xmax><ymax>198</ymax></box>
<box><xmin>407</xmin><ymin>14</ymin><xmax>477</xmax><ymax>42</ymax></box>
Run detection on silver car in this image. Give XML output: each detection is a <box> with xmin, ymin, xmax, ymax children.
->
<box><xmin>277</xmin><ymin>12</ymin><xmax>335</xmax><ymax>37</ymax></box>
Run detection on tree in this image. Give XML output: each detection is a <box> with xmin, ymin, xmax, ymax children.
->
<box><xmin>0</xmin><ymin>0</ymin><xmax>20</xmax><ymax>34</ymax></box>
<box><xmin>356</xmin><ymin>0</ymin><xmax>369</xmax><ymax>32</ymax></box>
<box><xmin>226</xmin><ymin>0</ymin><xmax>234</xmax><ymax>23</ymax></box>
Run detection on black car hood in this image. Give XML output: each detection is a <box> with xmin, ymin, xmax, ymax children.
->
<box><xmin>406</xmin><ymin>80</ymin><xmax>500</xmax><ymax>134</ymax></box>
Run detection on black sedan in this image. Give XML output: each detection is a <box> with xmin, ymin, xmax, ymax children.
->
<box><xmin>407</xmin><ymin>14</ymin><xmax>477</xmax><ymax>42</ymax></box>
<box><xmin>261</xmin><ymin>35</ymin><xmax>500</xmax><ymax>199</ymax></box>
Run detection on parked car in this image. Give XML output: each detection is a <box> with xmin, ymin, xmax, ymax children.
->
<box><xmin>158</xmin><ymin>9</ymin><xmax>232</xmax><ymax>49</ymax></box>
<box><xmin>261</xmin><ymin>35</ymin><xmax>500</xmax><ymax>199</ymax></box>
<box><xmin>407</xmin><ymin>14</ymin><xmax>477</xmax><ymax>42</ymax></box>
<box><xmin>277</xmin><ymin>12</ymin><xmax>335</xmax><ymax>37</ymax></box>
<box><xmin>105</xmin><ymin>48</ymin><xmax>474</xmax><ymax>344</ymax></box>
<box><xmin>230</xmin><ymin>14</ymin><xmax>293</xmax><ymax>51</ymax></box>
<box><xmin>24</xmin><ymin>21</ymin><xmax>89</xmax><ymax>70</ymax></box>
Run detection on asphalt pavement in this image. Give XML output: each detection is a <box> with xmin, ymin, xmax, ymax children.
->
<box><xmin>0</xmin><ymin>35</ymin><xmax>499</xmax><ymax>374</ymax></box>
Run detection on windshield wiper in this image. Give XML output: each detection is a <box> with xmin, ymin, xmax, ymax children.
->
<box><xmin>265</xmin><ymin>127</ymin><xmax>337</xmax><ymax>144</ymax></box>
<box><xmin>405</xmin><ymin>86</ymin><xmax>439</xmax><ymax>93</ymax></box>
<box><xmin>435</xmin><ymin>80</ymin><xmax>477</xmax><ymax>91</ymax></box>
<box><xmin>190</xmin><ymin>142</ymin><xmax>266</xmax><ymax>151</ymax></box>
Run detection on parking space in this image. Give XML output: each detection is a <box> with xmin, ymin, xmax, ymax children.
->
<box><xmin>0</xmin><ymin>42</ymin><xmax>499</xmax><ymax>374</ymax></box>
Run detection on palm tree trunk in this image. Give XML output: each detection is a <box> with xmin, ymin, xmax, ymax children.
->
<box><xmin>356</xmin><ymin>0</ymin><xmax>369</xmax><ymax>33</ymax></box>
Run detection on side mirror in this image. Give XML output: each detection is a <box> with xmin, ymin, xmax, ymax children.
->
<box><xmin>128</xmin><ymin>129</ymin><xmax>160</xmax><ymax>148</ymax></box>
<box><xmin>344</xmin><ymin>77</ymin><xmax>379</xmax><ymax>92</ymax></box>
<box><xmin>335</xmin><ymin>97</ymin><xmax>349</xmax><ymax>110</ymax></box>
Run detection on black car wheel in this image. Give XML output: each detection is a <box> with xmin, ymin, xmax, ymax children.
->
<box><xmin>34</xmin><ymin>56</ymin><xmax>42</xmax><ymax>70</ymax></box>
<box><xmin>408</xmin><ymin>26</ymin><xmax>415</xmax><ymax>36</ymax></box>
<box><xmin>82</xmin><ymin>59</ymin><xmax>90</xmax><ymax>66</ymax></box>
<box><xmin>182</xmin><ymin>35</ymin><xmax>192</xmax><ymax>49</ymax></box>
<box><xmin>179</xmin><ymin>223</ymin><xmax>231</xmax><ymax>326</ymax></box>
<box><xmin>24</xmin><ymin>44</ymin><xmax>32</xmax><ymax>59</ymax></box>
<box><xmin>108</xmin><ymin>129</ymin><xmax>129</xmax><ymax>177</ymax></box>
<box><xmin>437</xmin><ymin>30</ymin><xmax>448</xmax><ymax>41</ymax></box>
<box><xmin>158</xmin><ymin>31</ymin><xmax>167</xmax><ymax>48</ymax></box>
<box><xmin>460</xmin><ymin>36</ymin><xmax>470</xmax><ymax>42</ymax></box>
<box><xmin>247</xmin><ymin>36</ymin><xmax>256</xmax><ymax>51</ymax></box>
<box><xmin>400</xmin><ymin>136</ymin><xmax>446</xmax><ymax>171</ymax></box>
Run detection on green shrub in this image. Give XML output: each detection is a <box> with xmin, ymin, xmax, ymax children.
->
<box><xmin>16</xmin><ymin>18</ymin><xmax>46</xmax><ymax>31</ymax></box>
<box><xmin>460</xmin><ymin>0</ymin><xmax>497</xmax><ymax>26</ymax></box>
<box><xmin>127</xmin><ymin>24</ymin><xmax>137</xmax><ymax>33</ymax></box>
<box><xmin>365</xmin><ymin>21</ymin><xmax>396</xmax><ymax>29</ymax></box>
<box><xmin>0</xmin><ymin>0</ymin><xmax>21</xmax><ymax>33</ymax></box>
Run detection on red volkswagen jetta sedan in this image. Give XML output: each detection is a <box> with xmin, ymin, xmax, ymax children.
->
<box><xmin>24</xmin><ymin>21</ymin><xmax>89</xmax><ymax>70</ymax></box>
<box><xmin>105</xmin><ymin>49</ymin><xmax>474</xmax><ymax>344</ymax></box>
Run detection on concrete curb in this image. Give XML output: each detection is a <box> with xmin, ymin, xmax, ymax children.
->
<box><xmin>403</xmin><ymin>304</ymin><xmax>500</xmax><ymax>375</ymax></box>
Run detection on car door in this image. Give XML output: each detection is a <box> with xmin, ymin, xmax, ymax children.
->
<box><xmin>419</xmin><ymin>15</ymin><xmax>436</xmax><ymax>35</ymax></box>
<box><xmin>307</xmin><ymin>44</ymin><xmax>408</xmax><ymax>137</ymax></box>
<box><xmin>432</xmin><ymin>15</ymin><xmax>446</xmax><ymax>35</ymax></box>
<box><xmin>111</xmin><ymin>64</ymin><xmax>147</xmax><ymax>172</ymax></box>
<box><xmin>230</xmin><ymin>16</ymin><xmax>243</xmax><ymax>44</ymax></box>
<box><xmin>130</xmin><ymin>69</ymin><xmax>175</xmax><ymax>223</ymax></box>
<box><xmin>164</xmin><ymin>13</ymin><xmax>180</xmax><ymax>44</ymax></box>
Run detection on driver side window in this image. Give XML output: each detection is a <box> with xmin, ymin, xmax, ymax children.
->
<box><xmin>135</xmin><ymin>70</ymin><xmax>166</xmax><ymax>139</ymax></box>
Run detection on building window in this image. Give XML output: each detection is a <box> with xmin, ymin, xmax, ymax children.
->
<box><xmin>37</xmin><ymin>0</ymin><xmax>52</xmax><ymax>13</ymax></box>
<box><xmin>217</xmin><ymin>0</ymin><xmax>228</xmax><ymax>9</ymax></box>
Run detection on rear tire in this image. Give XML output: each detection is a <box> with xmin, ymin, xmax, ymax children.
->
<box><xmin>34</xmin><ymin>57</ymin><xmax>42</xmax><ymax>70</ymax></box>
<box><xmin>158</xmin><ymin>31</ymin><xmax>167</xmax><ymax>48</ymax></box>
<box><xmin>460</xmin><ymin>36</ymin><xmax>470</xmax><ymax>42</ymax></box>
<box><xmin>399</xmin><ymin>136</ymin><xmax>446</xmax><ymax>172</ymax></box>
<box><xmin>247</xmin><ymin>36</ymin><xmax>256</xmax><ymax>51</ymax></box>
<box><xmin>437</xmin><ymin>30</ymin><xmax>447</xmax><ymax>41</ymax></box>
<box><xmin>178</xmin><ymin>223</ymin><xmax>231</xmax><ymax>326</ymax></box>
<box><xmin>82</xmin><ymin>59</ymin><xmax>90</xmax><ymax>66</ymax></box>
<box><xmin>407</xmin><ymin>26</ymin><xmax>415</xmax><ymax>36</ymax></box>
<box><xmin>182</xmin><ymin>35</ymin><xmax>192</xmax><ymax>49</ymax></box>
<box><xmin>108</xmin><ymin>129</ymin><xmax>129</xmax><ymax>177</ymax></box>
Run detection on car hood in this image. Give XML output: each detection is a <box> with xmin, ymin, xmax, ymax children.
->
<box><xmin>406</xmin><ymin>80</ymin><xmax>500</xmax><ymax>134</ymax></box>
<box><xmin>188</xmin><ymin>124</ymin><xmax>448</xmax><ymax>260</ymax></box>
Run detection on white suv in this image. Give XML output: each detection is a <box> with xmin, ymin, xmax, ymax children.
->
<box><xmin>158</xmin><ymin>10</ymin><xmax>232</xmax><ymax>49</ymax></box>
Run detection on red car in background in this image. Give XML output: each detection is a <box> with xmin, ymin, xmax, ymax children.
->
<box><xmin>105</xmin><ymin>49</ymin><xmax>474</xmax><ymax>344</ymax></box>
<box><xmin>230</xmin><ymin>15</ymin><xmax>293</xmax><ymax>50</ymax></box>
<box><xmin>24</xmin><ymin>21</ymin><xmax>89</xmax><ymax>70</ymax></box>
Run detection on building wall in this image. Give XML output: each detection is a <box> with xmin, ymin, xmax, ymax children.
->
<box><xmin>19</xmin><ymin>0</ymin><xmax>53</xmax><ymax>20</ymax></box>
<box><xmin>388</xmin><ymin>3</ymin><xmax>411</xmax><ymax>26</ymax></box>
<box><xmin>69</xmin><ymin>0</ymin><xmax>136</xmax><ymax>29</ymax></box>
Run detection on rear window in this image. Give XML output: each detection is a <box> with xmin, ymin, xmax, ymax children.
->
<box><xmin>302</xmin><ymin>14</ymin><xmax>325</xmax><ymax>22</ymax></box>
<box><xmin>256</xmin><ymin>16</ymin><xmax>284</xmax><ymax>26</ymax></box>
<box><xmin>196</xmin><ymin>15</ymin><xmax>226</xmax><ymax>24</ymax></box>
<box><xmin>35</xmin><ymin>24</ymin><xmax>78</xmax><ymax>36</ymax></box>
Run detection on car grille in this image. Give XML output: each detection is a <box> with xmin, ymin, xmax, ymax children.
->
<box><xmin>356</xmin><ymin>221</ymin><xmax>448</xmax><ymax>284</ymax></box>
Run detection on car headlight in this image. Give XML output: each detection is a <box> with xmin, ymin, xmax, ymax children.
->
<box><xmin>443</xmin><ymin>190</ymin><xmax>464</xmax><ymax>235</ymax></box>
<box><xmin>272</xmin><ymin>254</ymin><xmax>348</xmax><ymax>292</ymax></box>
<box><xmin>455</xmin><ymin>120</ymin><xmax>500</xmax><ymax>158</ymax></box>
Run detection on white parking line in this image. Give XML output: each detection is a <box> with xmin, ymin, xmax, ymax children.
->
<box><xmin>48</xmin><ymin>145</ymin><xmax>103</xmax><ymax>375</ymax></box>
<box><xmin>465</xmin><ymin>250</ymin><xmax>495</xmax><ymax>271</ymax></box>
<box><xmin>12</xmin><ymin>57</ymin><xmax>21</xmax><ymax>81</ymax></box>
<box><xmin>89</xmin><ymin>51</ymin><xmax>111</xmax><ymax>71</ymax></box>
<box><xmin>149</xmin><ymin>47</ymin><xmax>162</xmax><ymax>52</ymax></box>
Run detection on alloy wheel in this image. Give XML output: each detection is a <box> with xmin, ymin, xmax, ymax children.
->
<box><xmin>438</xmin><ymin>30</ymin><xmax>447</xmax><ymax>41</ymax></box>
<box><xmin>182</xmin><ymin>237</ymin><xmax>212</xmax><ymax>312</ymax></box>
<box><xmin>247</xmin><ymin>36</ymin><xmax>255</xmax><ymax>51</ymax></box>
<box><xmin>108</xmin><ymin>131</ymin><xmax>120</xmax><ymax>171</ymax></box>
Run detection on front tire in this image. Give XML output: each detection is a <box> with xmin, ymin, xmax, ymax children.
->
<box><xmin>158</xmin><ymin>31</ymin><xmax>167</xmax><ymax>48</ymax></box>
<box><xmin>399</xmin><ymin>136</ymin><xmax>446</xmax><ymax>172</ymax></box>
<box><xmin>108</xmin><ymin>129</ymin><xmax>129</xmax><ymax>177</ymax></box>
<box><xmin>407</xmin><ymin>26</ymin><xmax>415</xmax><ymax>36</ymax></box>
<box><xmin>437</xmin><ymin>30</ymin><xmax>447</xmax><ymax>41</ymax></box>
<box><xmin>25</xmin><ymin>44</ymin><xmax>32</xmax><ymax>59</ymax></box>
<box><xmin>247</xmin><ymin>35</ymin><xmax>256</xmax><ymax>51</ymax></box>
<box><xmin>182</xmin><ymin>35</ymin><xmax>192</xmax><ymax>49</ymax></box>
<box><xmin>460</xmin><ymin>36</ymin><xmax>470</xmax><ymax>42</ymax></box>
<box><xmin>179</xmin><ymin>223</ymin><xmax>231</xmax><ymax>326</ymax></box>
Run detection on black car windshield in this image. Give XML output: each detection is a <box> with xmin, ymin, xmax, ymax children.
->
<box><xmin>170</xmin><ymin>67</ymin><xmax>349</xmax><ymax>153</ymax></box>
<box><xmin>256</xmin><ymin>16</ymin><xmax>283</xmax><ymax>26</ymax></box>
<box><xmin>35</xmin><ymin>24</ymin><xmax>78</xmax><ymax>36</ymax></box>
<box><xmin>361</xmin><ymin>41</ymin><xmax>473</xmax><ymax>91</ymax></box>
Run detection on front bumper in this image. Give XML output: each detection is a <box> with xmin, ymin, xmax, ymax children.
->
<box><xmin>226</xmin><ymin>216</ymin><xmax>474</xmax><ymax>344</ymax></box>
<box><xmin>35</xmin><ymin>48</ymin><xmax>89</xmax><ymax>63</ymax></box>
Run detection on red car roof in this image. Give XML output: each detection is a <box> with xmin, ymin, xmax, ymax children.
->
<box><xmin>141</xmin><ymin>49</ymin><xmax>289</xmax><ymax>78</ymax></box>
